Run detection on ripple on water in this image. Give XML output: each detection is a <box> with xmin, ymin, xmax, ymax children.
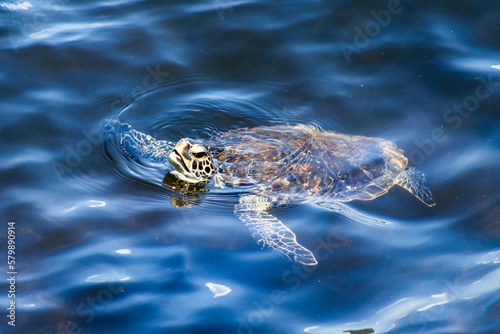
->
<box><xmin>3</xmin><ymin>0</ymin><xmax>500</xmax><ymax>333</ymax></box>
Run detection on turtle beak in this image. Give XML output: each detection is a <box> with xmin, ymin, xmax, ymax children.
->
<box><xmin>169</xmin><ymin>149</ymin><xmax>189</xmax><ymax>175</ymax></box>
<box><xmin>168</xmin><ymin>139</ymin><xmax>204</xmax><ymax>183</ymax></box>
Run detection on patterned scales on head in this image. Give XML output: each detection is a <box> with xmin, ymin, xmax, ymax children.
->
<box><xmin>207</xmin><ymin>124</ymin><xmax>407</xmax><ymax>204</ymax></box>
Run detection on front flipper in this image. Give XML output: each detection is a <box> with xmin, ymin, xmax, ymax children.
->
<box><xmin>395</xmin><ymin>167</ymin><xmax>436</xmax><ymax>207</ymax></box>
<box><xmin>104</xmin><ymin>120</ymin><xmax>174</xmax><ymax>165</ymax></box>
<box><xmin>235</xmin><ymin>195</ymin><xmax>318</xmax><ymax>266</ymax></box>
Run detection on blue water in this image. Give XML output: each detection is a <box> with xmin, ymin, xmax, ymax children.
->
<box><xmin>1</xmin><ymin>0</ymin><xmax>500</xmax><ymax>333</ymax></box>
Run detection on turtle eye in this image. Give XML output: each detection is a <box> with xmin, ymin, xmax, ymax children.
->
<box><xmin>192</xmin><ymin>151</ymin><xmax>208</xmax><ymax>159</ymax></box>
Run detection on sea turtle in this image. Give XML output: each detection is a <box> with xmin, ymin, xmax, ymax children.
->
<box><xmin>107</xmin><ymin>121</ymin><xmax>435</xmax><ymax>266</ymax></box>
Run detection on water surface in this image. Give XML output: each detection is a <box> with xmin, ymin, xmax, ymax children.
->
<box><xmin>1</xmin><ymin>0</ymin><xmax>500</xmax><ymax>333</ymax></box>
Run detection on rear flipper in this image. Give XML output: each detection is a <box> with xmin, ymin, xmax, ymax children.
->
<box><xmin>395</xmin><ymin>167</ymin><xmax>436</xmax><ymax>207</ymax></box>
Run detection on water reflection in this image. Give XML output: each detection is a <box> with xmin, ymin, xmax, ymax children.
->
<box><xmin>162</xmin><ymin>172</ymin><xmax>209</xmax><ymax>207</ymax></box>
<box><xmin>343</xmin><ymin>329</ymin><xmax>374</xmax><ymax>334</ymax></box>
<box><xmin>3</xmin><ymin>0</ymin><xmax>500</xmax><ymax>333</ymax></box>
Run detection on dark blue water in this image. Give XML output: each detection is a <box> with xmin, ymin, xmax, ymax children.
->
<box><xmin>1</xmin><ymin>0</ymin><xmax>500</xmax><ymax>333</ymax></box>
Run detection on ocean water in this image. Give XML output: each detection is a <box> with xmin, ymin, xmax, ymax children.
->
<box><xmin>1</xmin><ymin>0</ymin><xmax>500</xmax><ymax>333</ymax></box>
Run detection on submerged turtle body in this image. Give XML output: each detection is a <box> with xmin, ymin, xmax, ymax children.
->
<box><xmin>207</xmin><ymin>124</ymin><xmax>410</xmax><ymax>204</ymax></box>
<box><xmin>109</xmin><ymin>121</ymin><xmax>435</xmax><ymax>266</ymax></box>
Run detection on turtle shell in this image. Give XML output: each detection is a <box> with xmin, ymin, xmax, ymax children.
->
<box><xmin>206</xmin><ymin>124</ymin><xmax>407</xmax><ymax>203</ymax></box>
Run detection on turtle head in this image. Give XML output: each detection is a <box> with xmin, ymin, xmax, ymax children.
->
<box><xmin>168</xmin><ymin>138</ymin><xmax>215</xmax><ymax>183</ymax></box>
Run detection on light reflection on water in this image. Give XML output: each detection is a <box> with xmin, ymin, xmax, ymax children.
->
<box><xmin>1</xmin><ymin>0</ymin><xmax>500</xmax><ymax>333</ymax></box>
